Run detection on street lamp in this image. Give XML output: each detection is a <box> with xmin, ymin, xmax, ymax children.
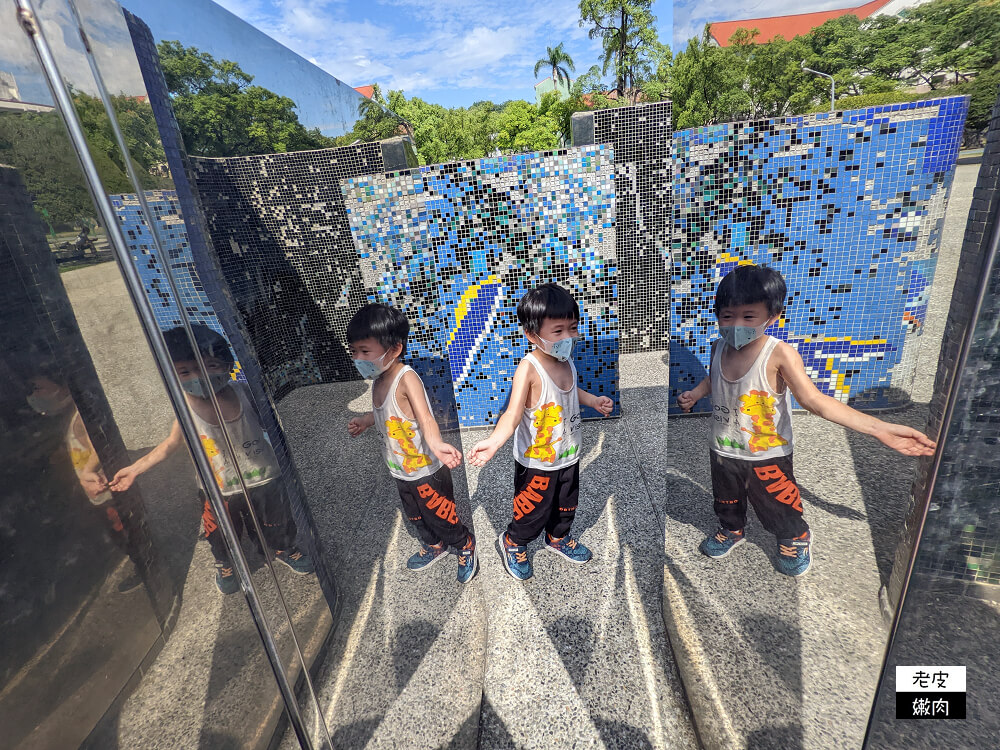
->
<box><xmin>801</xmin><ymin>60</ymin><xmax>835</xmax><ymax>113</ymax></box>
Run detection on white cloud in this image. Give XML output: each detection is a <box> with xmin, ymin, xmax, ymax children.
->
<box><xmin>206</xmin><ymin>0</ymin><xmax>603</xmax><ymax>98</ymax></box>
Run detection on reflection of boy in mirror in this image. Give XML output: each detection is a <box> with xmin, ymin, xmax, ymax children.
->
<box><xmin>110</xmin><ymin>325</ymin><xmax>315</xmax><ymax>594</ymax></box>
<box><xmin>346</xmin><ymin>304</ymin><xmax>479</xmax><ymax>584</ymax></box>
<box><xmin>26</xmin><ymin>368</ymin><xmax>141</xmax><ymax>592</ymax></box>
<box><xmin>677</xmin><ymin>265</ymin><xmax>936</xmax><ymax>576</ymax></box>
<box><xmin>468</xmin><ymin>283</ymin><xmax>614</xmax><ymax>581</ymax></box>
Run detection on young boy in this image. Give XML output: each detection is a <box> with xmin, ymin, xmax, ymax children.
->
<box><xmin>677</xmin><ymin>265</ymin><xmax>936</xmax><ymax>576</ymax></box>
<box><xmin>346</xmin><ymin>303</ymin><xmax>479</xmax><ymax>584</ymax></box>
<box><xmin>110</xmin><ymin>325</ymin><xmax>314</xmax><ymax>594</ymax></box>
<box><xmin>468</xmin><ymin>283</ymin><xmax>614</xmax><ymax>581</ymax></box>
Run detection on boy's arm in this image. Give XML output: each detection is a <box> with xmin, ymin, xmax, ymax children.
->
<box><xmin>400</xmin><ymin>370</ymin><xmax>462</xmax><ymax>469</ymax></box>
<box><xmin>109</xmin><ymin>419</ymin><xmax>185</xmax><ymax>491</ymax></box>
<box><xmin>578</xmin><ymin>388</ymin><xmax>614</xmax><ymax>417</ymax></box>
<box><xmin>468</xmin><ymin>361</ymin><xmax>534</xmax><ymax>466</ymax></box>
<box><xmin>776</xmin><ymin>343</ymin><xmax>936</xmax><ymax>457</ymax></box>
<box><xmin>677</xmin><ymin>339</ymin><xmax>715</xmax><ymax>412</ymax></box>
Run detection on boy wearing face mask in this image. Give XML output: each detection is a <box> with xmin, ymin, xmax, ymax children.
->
<box><xmin>111</xmin><ymin>325</ymin><xmax>314</xmax><ymax>594</ymax></box>
<box><xmin>346</xmin><ymin>304</ymin><xmax>479</xmax><ymax>584</ymax></box>
<box><xmin>468</xmin><ymin>283</ymin><xmax>614</xmax><ymax>581</ymax></box>
<box><xmin>677</xmin><ymin>265</ymin><xmax>936</xmax><ymax>576</ymax></box>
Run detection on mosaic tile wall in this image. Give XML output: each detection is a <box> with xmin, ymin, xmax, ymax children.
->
<box><xmin>110</xmin><ymin>191</ymin><xmax>246</xmax><ymax>381</ymax></box>
<box><xmin>670</xmin><ymin>97</ymin><xmax>969</xmax><ymax>414</ymax></box>
<box><xmin>591</xmin><ymin>103</ymin><xmax>672</xmax><ymax>353</ymax></box>
<box><xmin>342</xmin><ymin>147</ymin><xmax>619</xmax><ymax>427</ymax></box>
<box><xmin>906</xmin><ymin>92</ymin><xmax>1000</xmax><ymax>596</ymax></box>
<box><xmin>191</xmin><ymin>144</ymin><xmax>386</xmax><ymax>399</ymax></box>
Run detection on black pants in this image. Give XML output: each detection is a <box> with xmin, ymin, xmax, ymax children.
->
<box><xmin>202</xmin><ymin>480</ymin><xmax>298</xmax><ymax>565</ymax></box>
<box><xmin>396</xmin><ymin>466</ymin><xmax>470</xmax><ymax>549</ymax></box>
<box><xmin>506</xmin><ymin>461</ymin><xmax>580</xmax><ymax>546</ymax></box>
<box><xmin>710</xmin><ymin>451</ymin><xmax>809</xmax><ymax>539</ymax></box>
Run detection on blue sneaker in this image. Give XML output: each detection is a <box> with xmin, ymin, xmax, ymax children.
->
<box><xmin>498</xmin><ymin>532</ymin><xmax>532</xmax><ymax>580</ymax></box>
<box><xmin>699</xmin><ymin>528</ymin><xmax>746</xmax><ymax>559</ymax></box>
<box><xmin>407</xmin><ymin>542</ymin><xmax>448</xmax><ymax>571</ymax></box>
<box><xmin>456</xmin><ymin>534</ymin><xmax>478</xmax><ymax>584</ymax></box>
<box><xmin>215</xmin><ymin>563</ymin><xmax>241</xmax><ymax>595</ymax></box>
<box><xmin>274</xmin><ymin>548</ymin><xmax>315</xmax><ymax>575</ymax></box>
<box><xmin>544</xmin><ymin>534</ymin><xmax>592</xmax><ymax>564</ymax></box>
<box><xmin>776</xmin><ymin>531</ymin><xmax>812</xmax><ymax>577</ymax></box>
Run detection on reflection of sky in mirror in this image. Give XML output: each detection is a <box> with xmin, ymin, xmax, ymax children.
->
<box><xmin>121</xmin><ymin>0</ymin><xmax>372</xmax><ymax>136</ymax></box>
<box><xmin>0</xmin><ymin>0</ymin><xmax>148</xmax><ymax>104</ymax></box>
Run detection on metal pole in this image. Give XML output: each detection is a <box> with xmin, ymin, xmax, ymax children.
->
<box><xmin>14</xmin><ymin>3</ymin><xmax>318</xmax><ymax>748</ymax></box>
<box><xmin>801</xmin><ymin>61</ymin><xmax>836</xmax><ymax>112</ymax></box>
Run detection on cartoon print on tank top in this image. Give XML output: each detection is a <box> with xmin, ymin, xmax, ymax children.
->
<box><xmin>523</xmin><ymin>401</ymin><xmax>564</xmax><ymax>463</ymax></box>
<box><xmin>739</xmin><ymin>390</ymin><xmax>790</xmax><ymax>453</ymax></box>
<box><xmin>385</xmin><ymin>415</ymin><xmax>434</xmax><ymax>474</ymax></box>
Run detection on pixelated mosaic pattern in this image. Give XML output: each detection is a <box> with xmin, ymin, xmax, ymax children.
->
<box><xmin>670</xmin><ymin>97</ymin><xmax>969</xmax><ymax>414</ymax></box>
<box><xmin>593</xmin><ymin>102</ymin><xmax>672</xmax><ymax>353</ymax></box>
<box><xmin>191</xmin><ymin>144</ymin><xmax>385</xmax><ymax>398</ymax></box>
<box><xmin>343</xmin><ymin>147</ymin><xmax>619</xmax><ymax>427</ymax></box>
<box><xmin>112</xmin><ymin>191</ymin><xmax>245</xmax><ymax>382</ymax></box>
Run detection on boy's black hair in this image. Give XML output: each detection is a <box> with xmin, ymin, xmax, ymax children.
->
<box><xmin>346</xmin><ymin>304</ymin><xmax>409</xmax><ymax>356</ymax></box>
<box><xmin>517</xmin><ymin>283</ymin><xmax>580</xmax><ymax>335</ymax></box>
<box><xmin>714</xmin><ymin>265</ymin><xmax>787</xmax><ymax>317</ymax></box>
<box><xmin>163</xmin><ymin>325</ymin><xmax>235</xmax><ymax>367</ymax></box>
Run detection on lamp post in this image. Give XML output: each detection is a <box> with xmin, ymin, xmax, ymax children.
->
<box><xmin>801</xmin><ymin>60</ymin><xmax>835</xmax><ymax>113</ymax></box>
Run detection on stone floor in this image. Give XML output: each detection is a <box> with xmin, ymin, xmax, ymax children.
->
<box><xmin>277</xmin><ymin>349</ymin><xmax>698</xmax><ymax>749</ymax></box>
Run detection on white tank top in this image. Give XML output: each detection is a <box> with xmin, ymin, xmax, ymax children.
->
<box><xmin>189</xmin><ymin>383</ymin><xmax>281</xmax><ymax>495</ymax></box>
<box><xmin>373</xmin><ymin>366</ymin><xmax>442</xmax><ymax>482</ymax></box>
<box><xmin>66</xmin><ymin>411</ymin><xmax>112</xmax><ymax>505</ymax></box>
<box><xmin>710</xmin><ymin>337</ymin><xmax>794</xmax><ymax>461</ymax></box>
<box><xmin>513</xmin><ymin>352</ymin><xmax>583</xmax><ymax>471</ymax></box>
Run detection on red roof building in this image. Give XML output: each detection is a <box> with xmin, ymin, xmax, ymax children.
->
<box><xmin>354</xmin><ymin>85</ymin><xmax>375</xmax><ymax>99</ymax></box>
<box><xmin>709</xmin><ymin>0</ymin><xmax>894</xmax><ymax>46</ymax></box>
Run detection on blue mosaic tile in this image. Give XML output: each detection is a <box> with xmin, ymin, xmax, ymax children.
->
<box><xmin>342</xmin><ymin>147</ymin><xmax>619</xmax><ymax>428</ymax></box>
<box><xmin>111</xmin><ymin>190</ymin><xmax>246</xmax><ymax>381</ymax></box>
<box><xmin>670</xmin><ymin>97</ymin><xmax>969</xmax><ymax>413</ymax></box>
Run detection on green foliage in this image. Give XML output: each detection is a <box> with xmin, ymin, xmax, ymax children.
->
<box><xmin>0</xmin><ymin>90</ymin><xmax>173</xmax><ymax>229</ymax></box>
<box><xmin>579</xmin><ymin>0</ymin><xmax>660</xmax><ymax>100</ymax></box>
<box><xmin>668</xmin><ymin>0</ymin><xmax>1000</xmax><ymax>131</ymax></box>
<box><xmin>157</xmin><ymin>40</ymin><xmax>334</xmax><ymax>157</ymax></box>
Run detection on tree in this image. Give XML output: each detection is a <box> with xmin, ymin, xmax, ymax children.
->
<box><xmin>670</xmin><ymin>27</ymin><xmax>747</xmax><ymax>128</ymax></box>
<box><xmin>534</xmin><ymin>43</ymin><xmax>576</xmax><ymax>94</ymax></box>
<box><xmin>579</xmin><ymin>0</ymin><xmax>659</xmax><ymax>102</ymax></box>
<box><xmin>157</xmin><ymin>40</ymin><xmax>334</xmax><ymax>157</ymax></box>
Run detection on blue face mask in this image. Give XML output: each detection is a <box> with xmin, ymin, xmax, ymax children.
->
<box><xmin>353</xmin><ymin>351</ymin><xmax>391</xmax><ymax>380</ymax></box>
<box><xmin>182</xmin><ymin>372</ymin><xmax>231</xmax><ymax>399</ymax></box>
<box><xmin>540</xmin><ymin>335</ymin><xmax>577</xmax><ymax>362</ymax></box>
<box><xmin>719</xmin><ymin>323</ymin><xmax>769</xmax><ymax>350</ymax></box>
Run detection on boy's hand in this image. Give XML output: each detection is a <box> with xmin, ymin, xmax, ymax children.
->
<box><xmin>430</xmin><ymin>441</ymin><xmax>462</xmax><ymax>469</ymax></box>
<box><xmin>593</xmin><ymin>396</ymin><xmax>613</xmax><ymax>416</ymax></box>
<box><xmin>79</xmin><ymin>469</ymin><xmax>108</xmax><ymax>500</ymax></box>
<box><xmin>109</xmin><ymin>465</ymin><xmax>139</xmax><ymax>492</ymax></box>
<box><xmin>348</xmin><ymin>417</ymin><xmax>369</xmax><ymax>437</ymax></box>
<box><xmin>677</xmin><ymin>391</ymin><xmax>698</xmax><ymax>412</ymax></box>
<box><xmin>468</xmin><ymin>438</ymin><xmax>499</xmax><ymax>468</ymax></box>
<box><xmin>873</xmin><ymin>422</ymin><xmax>937</xmax><ymax>457</ymax></box>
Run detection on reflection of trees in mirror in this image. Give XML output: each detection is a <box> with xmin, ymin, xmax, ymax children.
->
<box><xmin>157</xmin><ymin>41</ymin><xmax>335</xmax><ymax>157</ymax></box>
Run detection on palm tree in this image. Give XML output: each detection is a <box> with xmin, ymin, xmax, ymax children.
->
<box><xmin>533</xmin><ymin>43</ymin><xmax>576</xmax><ymax>95</ymax></box>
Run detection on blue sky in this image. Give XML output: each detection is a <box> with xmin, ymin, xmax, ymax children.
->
<box><xmin>212</xmin><ymin>0</ymin><xmax>673</xmax><ymax>108</ymax></box>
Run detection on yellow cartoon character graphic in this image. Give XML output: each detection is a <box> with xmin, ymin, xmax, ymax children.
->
<box><xmin>200</xmin><ymin>434</ymin><xmax>229</xmax><ymax>489</ymax></box>
<box><xmin>739</xmin><ymin>390</ymin><xmax>789</xmax><ymax>454</ymax></box>
<box><xmin>524</xmin><ymin>401</ymin><xmax>563</xmax><ymax>463</ymax></box>
<box><xmin>386</xmin><ymin>416</ymin><xmax>434</xmax><ymax>474</ymax></box>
